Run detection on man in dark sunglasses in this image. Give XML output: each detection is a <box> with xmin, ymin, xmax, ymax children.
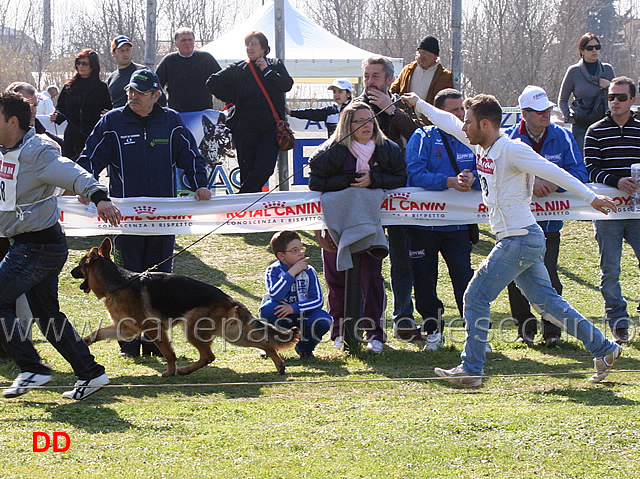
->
<box><xmin>584</xmin><ymin>76</ymin><xmax>640</xmax><ymax>344</ymax></box>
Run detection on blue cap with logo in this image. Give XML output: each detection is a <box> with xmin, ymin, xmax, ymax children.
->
<box><xmin>112</xmin><ymin>35</ymin><xmax>133</xmax><ymax>51</ymax></box>
<box><xmin>127</xmin><ymin>69</ymin><xmax>163</xmax><ymax>93</ymax></box>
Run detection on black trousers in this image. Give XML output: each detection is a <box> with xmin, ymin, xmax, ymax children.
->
<box><xmin>232</xmin><ymin>122</ymin><xmax>279</xmax><ymax>194</ymax></box>
<box><xmin>408</xmin><ymin>228</ymin><xmax>473</xmax><ymax>335</ymax></box>
<box><xmin>507</xmin><ymin>230</ymin><xmax>563</xmax><ymax>339</ymax></box>
<box><xmin>0</xmin><ymin>238</ymin><xmax>10</xmax><ymax>359</ymax></box>
<box><xmin>113</xmin><ymin>234</ymin><xmax>175</xmax><ymax>353</ymax></box>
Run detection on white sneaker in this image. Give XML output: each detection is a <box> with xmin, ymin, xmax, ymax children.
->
<box><xmin>485</xmin><ymin>342</ymin><xmax>493</xmax><ymax>354</ymax></box>
<box><xmin>434</xmin><ymin>365</ymin><xmax>482</xmax><ymax>388</ymax></box>
<box><xmin>62</xmin><ymin>373</ymin><xmax>109</xmax><ymax>400</ymax></box>
<box><xmin>366</xmin><ymin>339</ymin><xmax>383</xmax><ymax>354</ymax></box>
<box><xmin>334</xmin><ymin>336</ymin><xmax>344</xmax><ymax>350</ymax></box>
<box><xmin>589</xmin><ymin>344</ymin><xmax>622</xmax><ymax>383</ymax></box>
<box><xmin>3</xmin><ymin>372</ymin><xmax>52</xmax><ymax>398</ymax></box>
<box><xmin>423</xmin><ymin>333</ymin><xmax>443</xmax><ymax>351</ymax></box>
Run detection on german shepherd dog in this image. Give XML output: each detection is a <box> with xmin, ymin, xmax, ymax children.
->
<box><xmin>71</xmin><ymin>238</ymin><xmax>299</xmax><ymax>376</ymax></box>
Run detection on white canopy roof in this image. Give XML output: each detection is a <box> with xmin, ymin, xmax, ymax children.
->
<box><xmin>200</xmin><ymin>0</ymin><xmax>403</xmax><ymax>79</ymax></box>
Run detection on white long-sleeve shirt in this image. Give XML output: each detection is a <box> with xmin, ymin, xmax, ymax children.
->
<box><xmin>414</xmin><ymin>99</ymin><xmax>597</xmax><ymax>235</ymax></box>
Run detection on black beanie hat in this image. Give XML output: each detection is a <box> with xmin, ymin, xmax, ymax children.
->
<box><xmin>418</xmin><ymin>35</ymin><xmax>439</xmax><ymax>56</ymax></box>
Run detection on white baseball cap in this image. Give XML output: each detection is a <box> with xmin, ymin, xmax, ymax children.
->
<box><xmin>328</xmin><ymin>78</ymin><xmax>353</xmax><ymax>92</ymax></box>
<box><xmin>518</xmin><ymin>85</ymin><xmax>554</xmax><ymax>111</ymax></box>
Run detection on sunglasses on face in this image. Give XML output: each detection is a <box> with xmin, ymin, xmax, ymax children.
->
<box><xmin>608</xmin><ymin>93</ymin><xmax>629</xmax><ymax>102</ymax></box>
<box><xmin>75</xmin><ymin>60</ymin><xmax>90</xmax><ymax>67</ymax></box>
<box><xmin>583</xmin><ymin>44</ymin><xmax>601</xmax><ymax>51</ymax></box>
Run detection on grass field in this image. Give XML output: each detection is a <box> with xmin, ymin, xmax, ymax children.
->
<box><xmin>1</xmin><ymin>222</ymin><xmax>640</xmax><ymax>478</ymax></box>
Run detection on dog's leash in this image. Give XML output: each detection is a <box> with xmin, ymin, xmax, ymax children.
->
<box><xmin>130</xmin><ymin>97</ymin><xmax>422</xmax><ymax>277</ymax></box>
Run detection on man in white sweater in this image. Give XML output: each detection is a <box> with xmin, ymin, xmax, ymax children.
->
<box><xmin>402</xmin><ymin>92</ymin><xmax>622</xmax><ymax>387</ymax></box>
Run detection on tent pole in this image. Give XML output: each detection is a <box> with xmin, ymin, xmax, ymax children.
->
<box><xmin>275</xmin><ymin>0</ymin><xmax>290</xmax><ymax>191</ymax></box>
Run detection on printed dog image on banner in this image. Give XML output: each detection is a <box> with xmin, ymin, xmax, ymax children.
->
<box><xmin>72</xmin><ymin>238</ymin><xmax>299</xmax><ymax>376</ymax></box>
<box><xmin>180</xmin><ymin>109</ymin><xmax>241</xmax><ymax>194</ymax></box>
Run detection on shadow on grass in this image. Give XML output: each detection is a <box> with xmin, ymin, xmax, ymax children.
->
<box><xmin>172</xmin><ymin>242</ymin><xmax>262</xmax><ymax>302</ymax></box>
<box><xmin>537</xmin><ymin>387</ymin><xmax>639</xmax><ymax>406</ymax></box>
<box><xmin>557</xmin><ymin>266</ymin><xmax>600</xmax><ymax>294</ymax></box>
<box><xmin>471</xmin><ymin>231</ymin><xmax>496</xmax><ymax>257</ymax></box>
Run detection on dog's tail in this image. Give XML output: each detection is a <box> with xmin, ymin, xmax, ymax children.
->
<box><xmin>261</xmin><ymin>320</ymin><xmax>300</xmax><ymax>351</ymax></box>
<box><xmin>227</xmin><ymin>303</ymin><xmax>299</xmax><ymax>350</ymax></box>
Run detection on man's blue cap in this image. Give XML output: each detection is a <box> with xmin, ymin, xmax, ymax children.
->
<box><xmin>112</xmin><ymin>35</ymin><xmax>133</xmax><ymax>51</ymax></box>
<box><xmin>127</xmin><ymin>69</ymin><xmax>163</xmax><ymax>93</ymax></box>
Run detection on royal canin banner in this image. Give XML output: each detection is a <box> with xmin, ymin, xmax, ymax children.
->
<box><xmin>57</xmin><ymin>185</ymin><xmax>640</xmax><ymax>236</ymax></box>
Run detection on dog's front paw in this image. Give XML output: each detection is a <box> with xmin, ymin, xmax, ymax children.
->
<box><xmin>278</xmin><ymin>364</ymin><xmax>286</xmax><ymax>375</ymax></box>
<box><xmin>161</xmin><ymin>369</ymin><xmax>176</xmax><ymax>377</ymax></box>
<box><xmin>83</xmin><ymin>336</ymin><xmax>94</xmax><ymax>346</ymax></box>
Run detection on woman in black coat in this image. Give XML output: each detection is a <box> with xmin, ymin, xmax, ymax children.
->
<box><xmin>51</xmin><ymin>49</ymin><xmax>112</xmax><ymax>160</ymax></box>
<box><xmin>309</xmin><ymin>102</ymin><xmax>406</xmax><ymax>353</ymax></box>
<box><xmin>207</xmin><ymin>31</ymin><xmax>293</xmax><ymax>193</ymax></box>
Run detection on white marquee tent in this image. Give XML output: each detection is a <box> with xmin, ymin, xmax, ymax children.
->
<box><xmin>200</xmin><ymin>0</ymin><xmax>403</xmax><ymax>80</ymax></box>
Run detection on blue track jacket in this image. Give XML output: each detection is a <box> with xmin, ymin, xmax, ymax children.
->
<box><xmin>504</xmin><ymin>121</ymin><xmax>587</xmax><ymax>233</ymax></box>
<box><xmin>77</xmin><ymin>104</ymin><xmax>208</xmax><ymax>197</ymax></box>
<box><xmin>405</xmin><ymin>126</ymin><xmax>479</xmax><ymax>231</ymax></box>
<box><xmin>262</xmin><ymin>260</ymin><xmax>325</xmax><ymax>314</ymax></box>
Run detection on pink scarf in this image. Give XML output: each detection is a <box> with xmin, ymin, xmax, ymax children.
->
<box><xmin>349</xmin><ymin>140</ymin><xmax>375</xmax><ymax>172</ymax></box>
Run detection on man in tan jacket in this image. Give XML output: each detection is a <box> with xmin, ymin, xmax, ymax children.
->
<box><xmin>391</xmin><ymin>35</ymin><xmax>453</xmax><ymax>108</ymax></box>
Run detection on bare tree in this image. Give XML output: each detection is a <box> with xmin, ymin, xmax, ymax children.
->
<box><xmin>157</xmin><ymin>0</ymin><xmax>249</xmax><ymax>49</ymax></box>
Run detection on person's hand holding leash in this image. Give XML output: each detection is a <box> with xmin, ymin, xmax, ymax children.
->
<box><xmin>401</xmin><ymin>92</ymin><xmax>420</xmax><ymax>108</ymax></box>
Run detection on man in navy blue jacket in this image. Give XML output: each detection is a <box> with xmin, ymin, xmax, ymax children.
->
<box><xmin>504</xmin><ymin>85</ymin><xmax>587</xmax><ymax>347</ymax></box>
<box><xmin>404</xmin><ymin>88</ymin><xmax>480</xmax><ymax>350</ymax></box>
<box><xmin>78</xmin><ymin>69</ymin><xmax>211</xmax><ymax>357</ymax></box>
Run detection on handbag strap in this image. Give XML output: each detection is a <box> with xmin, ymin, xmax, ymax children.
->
<box><xmin>247</xmin><ymin>60</ymin><xmax>280</xmax><ymax>123</ymax></box>
<box><xmin>439</xmin><ymin>129</ymin><xmax>460</xmax><ymax>174</ymax></box>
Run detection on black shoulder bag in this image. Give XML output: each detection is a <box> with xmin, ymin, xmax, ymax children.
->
<box><xmin>439</xmin><ymin>129</ymin><xmax>480</xmax><ymax>244</ymax></box>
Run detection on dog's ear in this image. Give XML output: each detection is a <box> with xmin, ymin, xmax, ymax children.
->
<box><xmin>89</xmin><ymin>246</ymin><xmax>100</xmax><ymax>260</ymax></box>
<box><xmin>98</xmin><ymin>237</ymin><xmax>112</xmax><ymax>258</ymax></box>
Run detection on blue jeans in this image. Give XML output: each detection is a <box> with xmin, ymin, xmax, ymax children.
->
<box><xmin>387</xmin><ymin>225</ymin><xmax>414</xmax><ymax>320</ymax></box>
<box><xmin>259</xmin><ymin>300</ymin><xmax>332</xmax><ymax>353</ymax></box>
<box><xmin>593</xmin><ymin>219</ymin><xmax>640</xmax><ymax>330</ymax></box>
<box><xmin>460</xmin><ymin>224</ymin><xmax>617</xmax><ymax>375</ymax></box>
<box><xmin>0</xmin><ymin>240</ymin><xmax>104</xmax><ymax>379</ymax></box>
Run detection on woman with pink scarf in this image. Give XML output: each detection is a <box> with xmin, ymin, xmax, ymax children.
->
<box><xmin>309</xmin><ymin>102</ymin><xmax>407</xmax><ymax>353</ymax></box>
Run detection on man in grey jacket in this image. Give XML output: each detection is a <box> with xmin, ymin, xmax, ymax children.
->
<box><xmin>0</xmin><ymin>92</ymin><xmax>122</xmax><ymax>400</ymax></box>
